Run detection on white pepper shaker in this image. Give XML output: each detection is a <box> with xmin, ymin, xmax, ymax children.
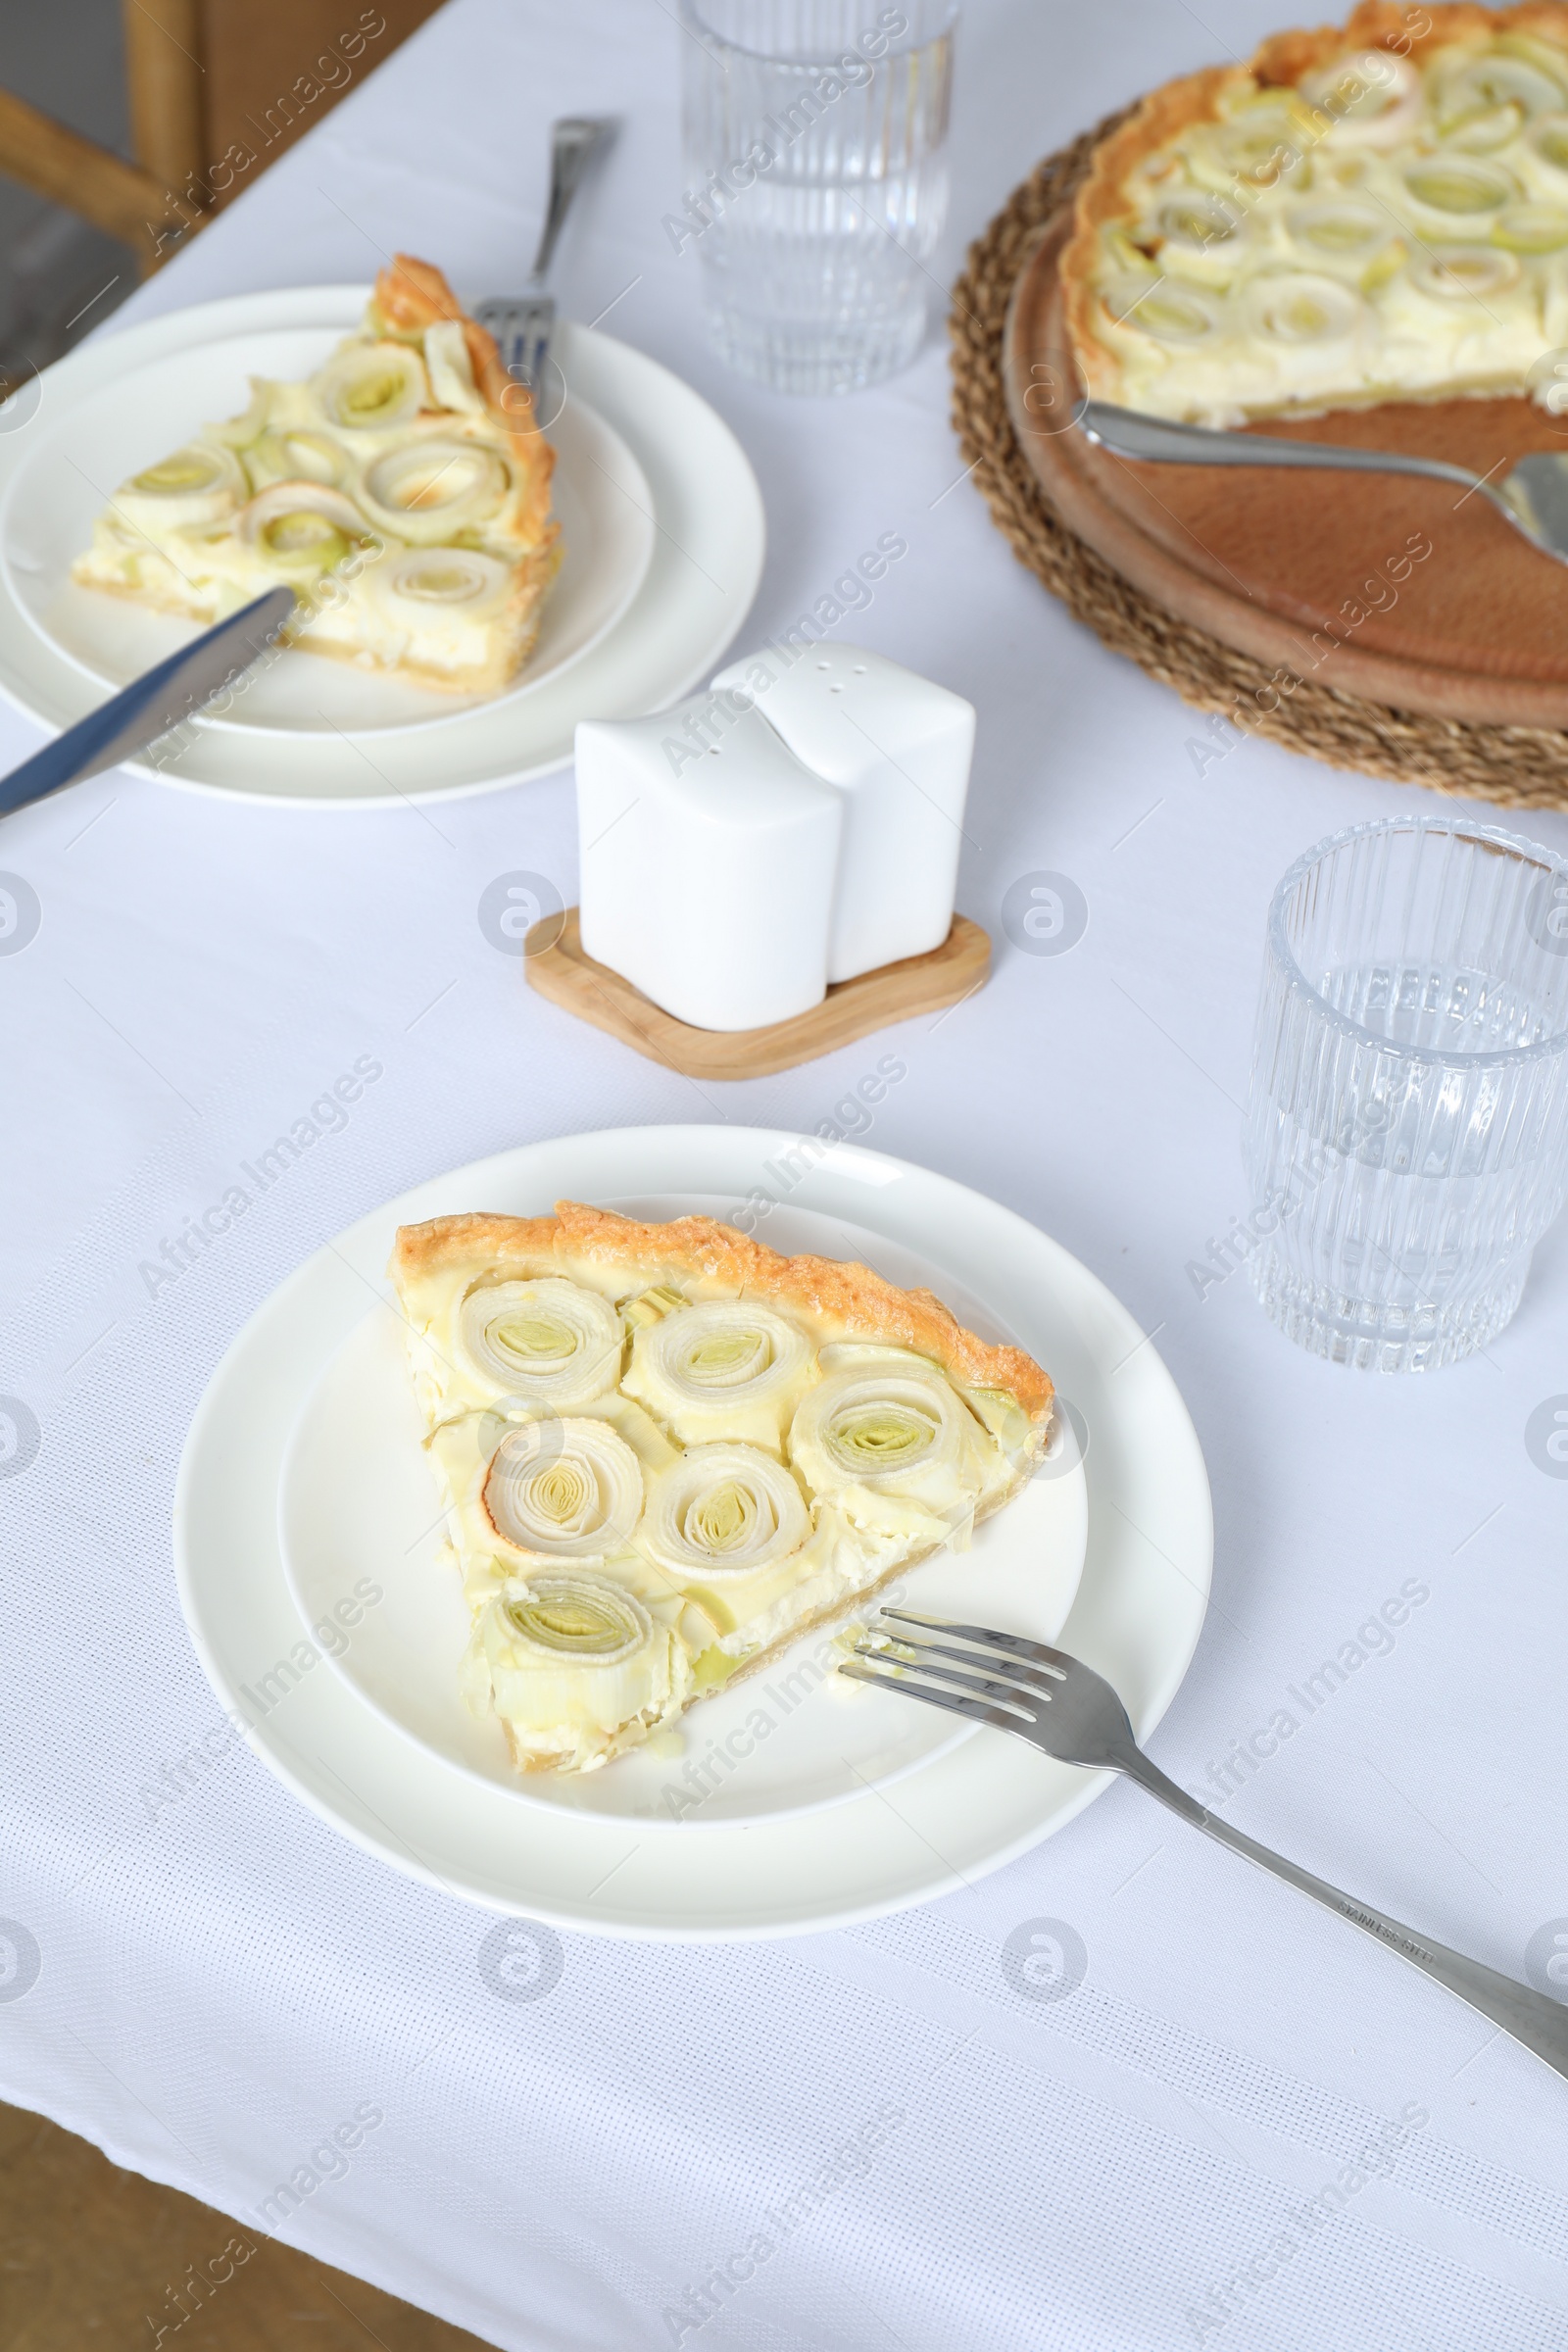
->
<box><xmin>710</xmin><ymin>642</ymin><xmax>975</xmax><ymax>982</ymax></box>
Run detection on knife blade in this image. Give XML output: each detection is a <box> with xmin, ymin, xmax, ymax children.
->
<box><xmin>0</xmin><ymin>586</ymin><xmax>298</xmax><ymax>820</ymax></box>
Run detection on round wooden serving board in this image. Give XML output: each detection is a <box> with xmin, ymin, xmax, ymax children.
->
<box><xmin>1004</xmin><ymin>212</ymin><xmax>1568</xmax><ymax>731</ymax></box>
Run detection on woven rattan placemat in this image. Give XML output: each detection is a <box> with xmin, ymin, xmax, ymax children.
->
<box><xmin>948</xmin><ymin>117</ymin><xmax>1568</xmax><ymax>812</ymax></box>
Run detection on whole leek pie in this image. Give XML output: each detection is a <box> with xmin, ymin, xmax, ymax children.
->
<box><xmin>73</xmin><ymin>256</ymin><xmax>561</xmax><ymax>693</ymax></box>
<box><xmin>390</xmin><ymin>1200</ymin><xmax>1056</xmax><ymax>1775</ymax></box>
<box><xmin>1062</xmin><ymin>1</ymin><xmax>1568</xmax><ymax>424</ymax></box>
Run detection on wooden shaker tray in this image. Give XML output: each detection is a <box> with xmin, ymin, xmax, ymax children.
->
<box><xmin>523</xmin><ymin>909</ymin><xmax>991</xmax><ymax>1078</ymax></box>
<box><xmin>1004</xmin><ymin>210</ymin><xmax>1568</xmax><ymax>732</ymax></box>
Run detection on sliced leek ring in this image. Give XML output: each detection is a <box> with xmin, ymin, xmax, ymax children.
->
<box><xmin>1300</xmin><ymin>50</ymin><xmax>1422</xmax><ymax>148</ymax></box>
<box><xmin>1157</xmin><ymin>192</ymin><xmax>1245</xmax><ymax>247</ymax></box>
<box><xmin>423</xmin><ymin>318</ymin><xmax>487</xmax><ymax>416</ymax></box>
<box><xmin>1409</xmin><ymin>244</ymin><xmax>1523</xmax><ymax>299</ymax></box>
<box><xmin>236</xmin><ymin>482</ymin><xmax>370</xmax><ymax>578</ymax></box>
<box><xmin>115</xmin><ymin>440</ymin><xmax>248</xmax><ymax>534</ymax></box>
<box><xmin>1186</xmin><ymin>106</ymin><xmax>1312</xmax><ymax>196</ymax></box>
<box><xmin>367</xmin><ymin>547</ymin><xmax>514</xmax><ymax>634</ymax></box>
<box><xmin>621</xmin><ymin>1283</ymin><xmax>689</xmax><ymax>1332</ymax></box>
<box><xmin>314</xmin><ymin>340</ymin><xmax>429</xmax><ymax>433</ymax></box>
<box><xmin>465</xmin><ymin>1573</ymin><xmax>686</xmax><ymax>1768</ymax></box>
<box><xmin>1402</xmin><ymin>156</ymin><xmax>1515</xmax><ymax>216</ymax></box>
<box><xmin>244</xmin><ymin>428</ymin><xmax>349</xmax><ymax>492</ymax></box>
<box><xmin>357</xmin><ymin>436</ymin><xmax>510</xmax><ymax>544</ymax></box>
<box><xmin>789</xmin><ymin>1363</ymin><xmax>978</xmax><ymax>1511</ymax></box>
<box><xmin>1154</xmin><ymin>192</ymin><xmax>1249</xmax><ymax>285</ymax></box>
<box><xmin>1530</xmin><ymin>111</ymin><xmax>1568</xmax><ymax>175</ymax></box>
<box><xmin>1493</xmin><ymin>205</ymin><xmax>1568</xmax><ymax>254</ymax></box>
<box><xmin>1110</xmin><ymin>282</ymin><xmax>1223</xmax><ymax>344</ymax></box>
<box><xmin>1440</xmin><ymin>47</ymin><xmax>1566</xmax><ymax>127</ymax></box>
<box><xmin>1495</xmin><ymin>29</ymin><xmax>1568</xmax><ymax>85</ymax></box>
<box><xmin>622</xmin><ymin>1299</ymin><xmax>814</xmax><ymax>1447</ymax></box>
<box><xmin>1285</xmin><ymin>196</ymin><xmax>1397</xmax><ymax>263</ymax></box>
<box><xmin>1441</xmin><ymin>99</ymin><xmax>1526</xmax><ymax>153</ymax></box>
<box><xmin>639</xmin><ymin>1443</ymin><xmax>810</xmax><ymax>1582</ymax></box>
<box><xmin>501</xmin><ymin>1574</ymin><xmax>652</xmax><ymax>1660</ymax></box>
<box><xmin>460</xmin><ymin>1278</ymin><xmax>621</xmax><ymax>1406</ymax></box>
<box><xmin>482</xmin><ymin>1416</ymin><xmax>643</xmax><ymax>1563</ymax></box>
<box><xmin>1242</xmin><ymin>271</ymin><xmax>1364</xmax><ymax>343</ymax></box>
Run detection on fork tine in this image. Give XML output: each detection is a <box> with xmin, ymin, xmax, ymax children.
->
<box><xmin>525</xmin><ymin>312</ymin><xmax>554</xmax><ymax>392</ymax></box>
<box><xmin>856</xmin><ymin>1641</ymin><xmax>1046</xmax><ymax>1716</ymax></box>
<box><xmin>474</xmin><ymin>298</ymin><xmax>551</xmax><ymax>390</ymax></box>
<box><xmin>838</xmin><ymin>1660</ymin><xmax>1034</xmax><ymax>1738</ymax></box>
<box><xmin>878</xmin><ymin>1608</ymin><xmax>1073</xmax><ymax>1673</ymax></box>
<box><xmin>871</xmin><ymin>1631</ymin><xmax>1060</xmax><ymax>1698</ymax></box>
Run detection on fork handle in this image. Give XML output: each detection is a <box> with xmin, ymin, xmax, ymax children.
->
<box><xmin>1123</xmin><ymin>1754</ymin><xmax>1568</xmax><ymax>2081</ymax></box>
<box><xmin>1079</xmin><ymin>400</ymin><xmax>1482</xmax><ymax>497</ymax></box>
<box><xmin>529</xmin><ymin>118</ymin><xmax>609</xmax><ymax>285</ymax></box>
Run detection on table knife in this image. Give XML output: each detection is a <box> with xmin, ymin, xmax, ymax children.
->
<box><xmin>0</xmin><ymin>586</ymin><xmax>297</xmax><ymax>820</ymax></box>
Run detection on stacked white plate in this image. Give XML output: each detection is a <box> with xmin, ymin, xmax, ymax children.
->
<box><xmin>0</xmin><ymin>292</ymin><xmax>765</xmax><ymax>804</ymax></box>
<box><xmin>174</xmin><ymin>1127</ymin><xmax>1212</xmax><ymax>1938</ymax></box>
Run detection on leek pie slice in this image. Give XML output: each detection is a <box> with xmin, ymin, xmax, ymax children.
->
<box><xmin>1062</xmin><ymin>1</ymin><xmax>1568</xmax><ymax>425</ymax></box>
<box><xmin>72</xmin><ymin>255</ymin><xmax>561</xmax><ymax>694</ymax></box>
<box><xmin>390</xmin><ymin>1200</ymin><xmax>1055</xmax><ymax>1775</ymax></box>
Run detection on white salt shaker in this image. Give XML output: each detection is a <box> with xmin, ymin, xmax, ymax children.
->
<box><xmin>575</xmin><ymin>696</ymin><xmax>842</xmax><ymax>1032</ymax></box>
<box><xmin>711</xmin><ymin>643</ymin><xmax>975</xmax><ymax>982</ymax></box>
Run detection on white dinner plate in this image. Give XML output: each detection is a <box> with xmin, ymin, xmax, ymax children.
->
<box><xmin>173</xmin><ymin>1129</ymin><xmax>1213</xmax><ymax>1939</ymax></box>
<box><xmin>0</xmin><ymin>292</ymin><xmax>764</xmax><ymax>800</ymax></box>
<box><xmin>275</xmin><ymin>1194</ymin><xmax>1090</xmax><ymax>1826</ymax></box>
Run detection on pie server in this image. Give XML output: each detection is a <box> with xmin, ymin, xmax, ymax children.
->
<box><xmin>0</xmin><ymin>586</ymin><xmax>297</xmax><ymax>821</ymax></box>
<box><xmin>1079</xmin><ymin>400</ymin><xmax>1568</xmax><ymax>568</ymax></box>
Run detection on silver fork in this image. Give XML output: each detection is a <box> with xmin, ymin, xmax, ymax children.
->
<box><xmin>474</xmin><ymin>117</ymin><xmax>613</xmax><ymax>393</ymax></box>
<box><xmin>845</xmin><ymin>1610</ymin><xmax>1568</xmax><ymax>2082</ymax></box>
<box><xmin>1079</xmin><ymin>398</ymin><xmax>1568</xmax><ymax>571</ymax></box>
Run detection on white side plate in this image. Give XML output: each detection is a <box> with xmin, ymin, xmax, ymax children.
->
<box><xmin>173</xmin><ymin>1128</ymin><xmax>1213</xmax><ymax>1939</ymax></box>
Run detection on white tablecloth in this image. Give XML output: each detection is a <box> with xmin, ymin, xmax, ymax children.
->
<box><xmin>5</xmin><ymin>2</ymin><xmax>1568</xmax><ymax>2345</ymax></box>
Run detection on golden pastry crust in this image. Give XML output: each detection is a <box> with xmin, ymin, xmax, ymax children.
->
<box><xmin>390</xmin><ymin>1208</ymin><xmax>564</xmax><ymax>1286</ymax></box>
<box><xmin>1063</xmin><ymin>68</ymin><xmax>1239</xmax><ymax>395</ymax></box>
<box><xmin>1062</xmin><ymin>1</ymin><xmax>1568</xmax><ymax>401</ymax></box>
<box><xmin>369</xmin><ymin>254</ymin><xmax>556</xmax><ymax>548</ymax></box>
<box><xmin>390</xmin><ymin>1200</ymin><xmax>1056</xmax><ymax>1429</ymax></box>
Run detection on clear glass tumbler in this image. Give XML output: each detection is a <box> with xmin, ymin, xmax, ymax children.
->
<box><xmin>1244</xmin><ymin>816</ymin><xmax>1568</xmax><ymax>1372</ymax></box>
<box><xmin>676</xmin><ymin>0</ymin><xmax>957</xmax><ymax>395</ymax></box>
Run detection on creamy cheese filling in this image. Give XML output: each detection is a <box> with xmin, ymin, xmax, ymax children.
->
<box><xmin>72</xmin><ymin>297</ymin><xmax>556</xmax><ymax>686</ymax></box>
<box><xmin>1083</xmin><ymin>27</ymin><xmax>1568</xmax><ymax>423</ymax></box>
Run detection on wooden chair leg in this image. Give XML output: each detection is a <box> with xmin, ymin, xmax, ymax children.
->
<box><xmin>0</xmin><ymin>84</ymin><xmax>167</xmax><ymax>260</ymax></box>
<box><xmin>122</xmin><ymin>0</ymin><xmax>208</xmax><ymax>268</ymax></box>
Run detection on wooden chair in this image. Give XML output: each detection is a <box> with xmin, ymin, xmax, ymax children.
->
<box><xmin>0</xmin><ymin>0</ymin><xmax>445</xmax><ymax>273</ymax></box>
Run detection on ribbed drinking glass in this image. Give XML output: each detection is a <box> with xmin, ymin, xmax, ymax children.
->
<box><xmin>1244</xmin><ymin>816</ymin><xmax>1568</xmax><ymax>1371</ymax></box>
<box><xmin>676</xmin><ymin>0</ymin><xmax>957</xmax><ymax>395</ymax></box>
